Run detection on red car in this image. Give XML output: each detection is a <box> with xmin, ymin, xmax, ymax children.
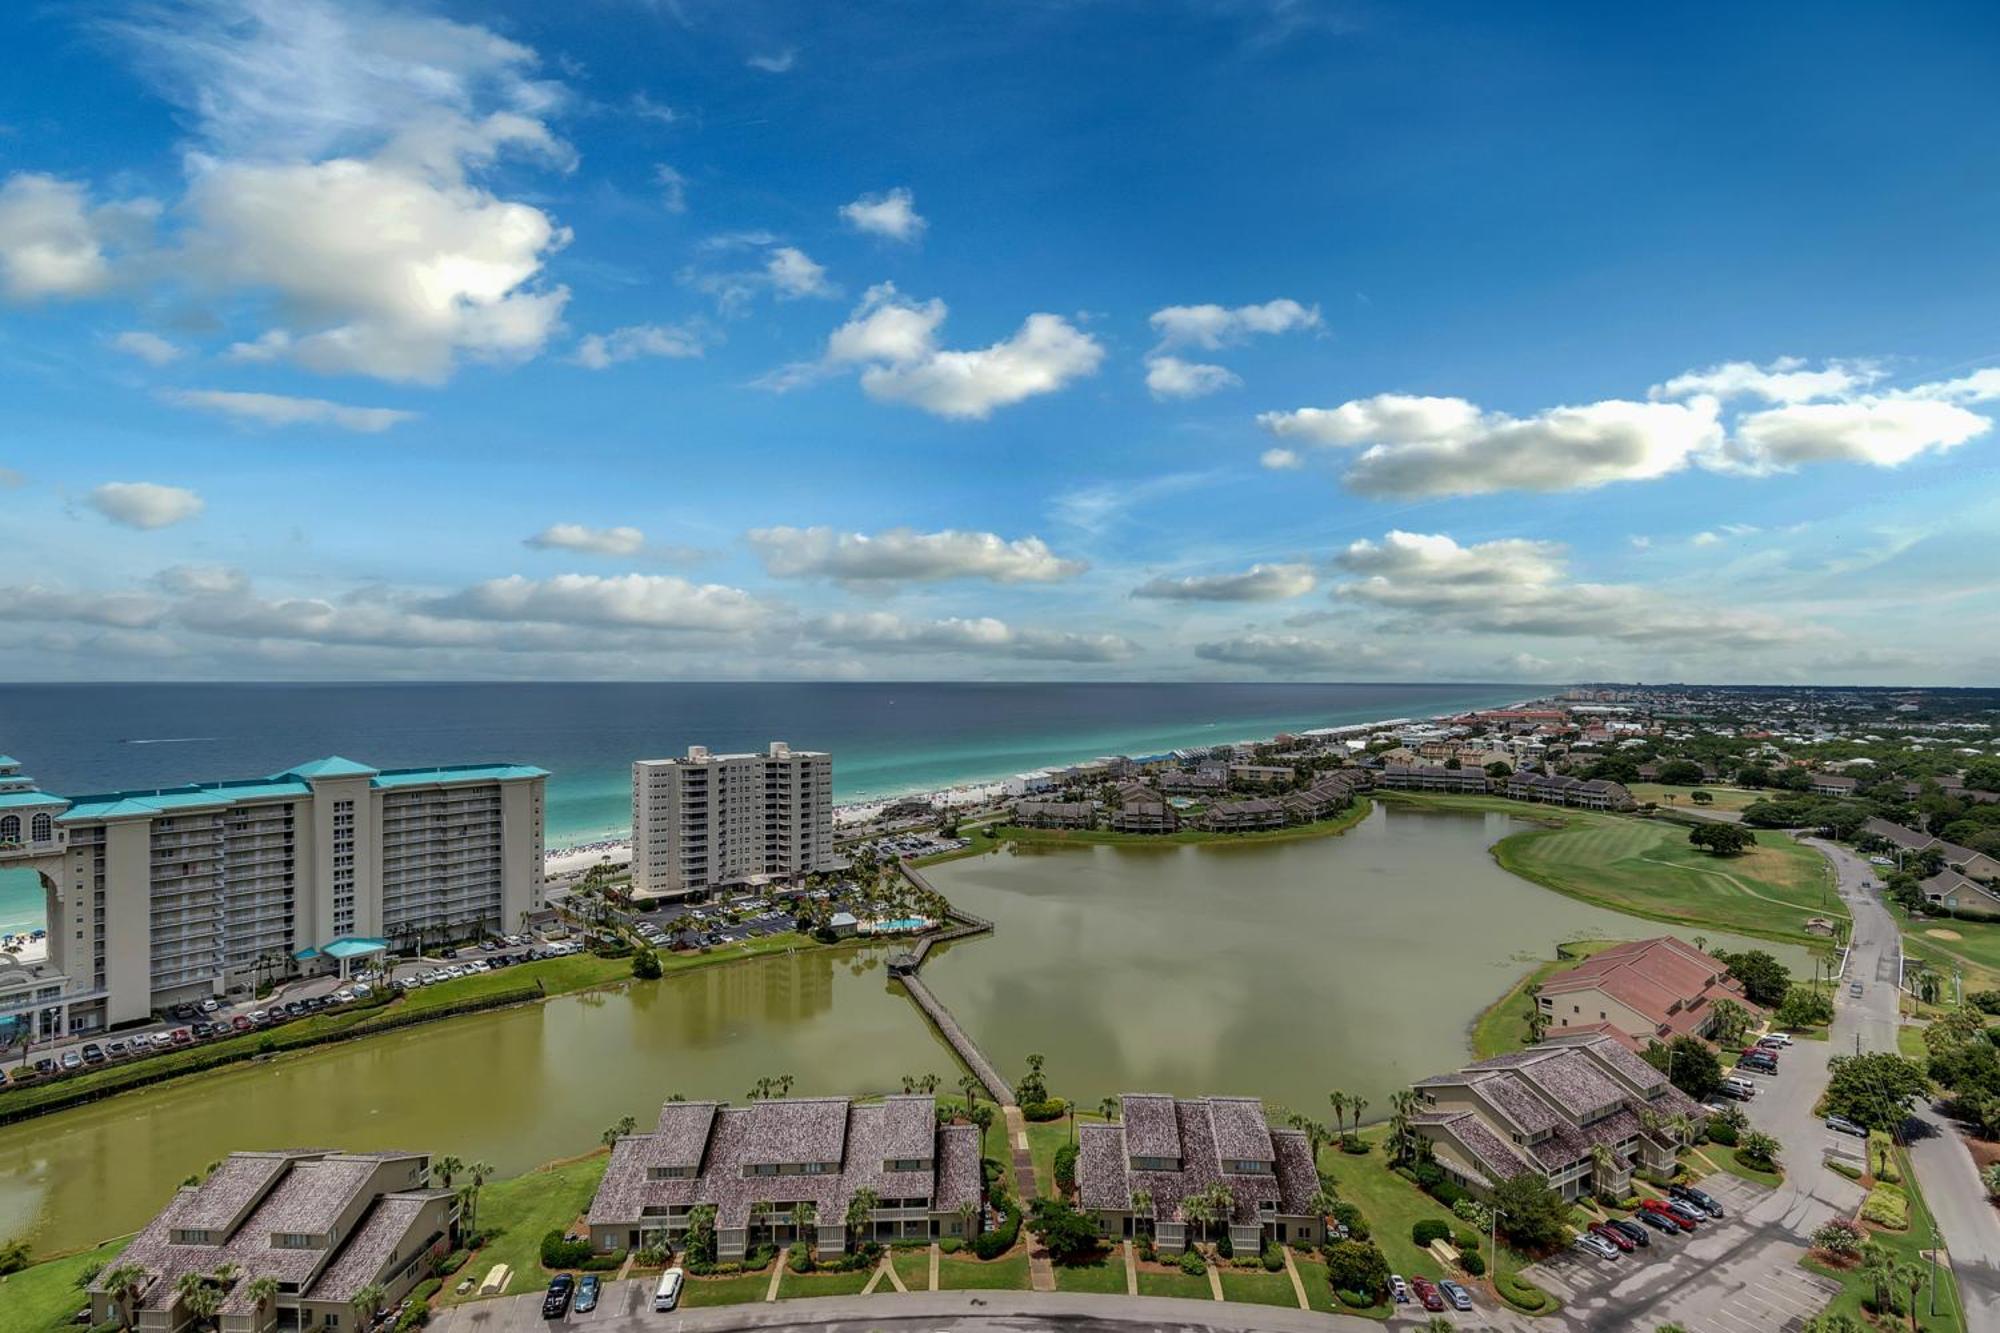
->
<box><xmin>1642</xmin><ymin>1199</ymin><xmax>1697</xmax><ymax>1230</ymax></box>
<box><xmin>1589</xmin><ymin>1222</ymin><xmax>1635</xmax><ymax>1252</ymax></box>
<box><xmin>170</xmin><ymin>1028</ymin><xmax>192</xmax><ymax>1045</ymax></box>
<box><xmin>231</xmin><ymin>1015</ymin><xmax>251</xmax><ymax>1032</ymax></box>
<box><xmin>1410</xmin><ymin>1276</ymin><xmax>1446</xmax><ymax>1313</ymax></box>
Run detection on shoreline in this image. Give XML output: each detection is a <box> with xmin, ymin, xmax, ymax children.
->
<box><xmin>541</xmin><ymin>696</ymin><xmax>1539</xmax><ymax>869</ymax></box>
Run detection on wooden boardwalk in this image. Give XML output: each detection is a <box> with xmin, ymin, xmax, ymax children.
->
<box><xmin>890</xmin><ymin>863</ymin><xmax>1010</xmax><ymax>1104</ymax></box>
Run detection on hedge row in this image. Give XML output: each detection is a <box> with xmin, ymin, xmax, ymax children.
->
<box><xmin>972</xmin><ymin>1195</ymin><xmax>1022</xmax><ymax>1260</ymax></box>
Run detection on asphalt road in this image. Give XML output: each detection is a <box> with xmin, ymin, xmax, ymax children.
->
<box><xmin>1809</xmin><ymin>833</ymin><xmax>2000</xmax><ymax>1332</ymax></box>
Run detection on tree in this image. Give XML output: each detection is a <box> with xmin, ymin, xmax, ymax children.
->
<box><xmin>1657</xmin><ymin>760</ymin><xmax>1705</xmax><ymax>786</ymax></box>
<box><xmin>1690</xmin><ymin>790</ymin><xmax>1714</xmax><ymax>806</ymax></box>
<box><xmin>684</xmin><ymin>1204</ymin><xmax>719</xmax><ymax>1265</ymax></box>
<box><xmin>1029</xmin><ymin>1198</ymin><xmax>1100</xmax><ymax>1265</ymax></box>
<box><xmin>1327</xmin><ymin>1089</ymin><xmax>1349</xmax><ymax>1141</ymax></box>
<box><xmin>1737</xmin><ymin>1130</ymin><xmax>1780</xmax><ymax>1172</ymax></box>
<box><xmin>1689</xmin><ymin>823</ymin><xmax>1755</xmax><ymax>856</ymax></box>
<box><xmin>1895</xmin><ymin>1260</ymin><xmax>1927</xmax><ymax>1333</ymax></box>
<box><xmin>245</xmin><ymin>1277</ymin><xmax>280</xmax><ymax>1327</ymax></box>
<box><xmin>1490</xmin><ymin>1171</ymin><xmax>1571</xmax><ymax>1251</ymax></box>
<box><xmin>1387</xmin><ymin>1090</ymin><xmax>1421</xmax><ymax>1166</ymax></box>
<box><xmin>1823</xmin><ymin>1052</ymin><xmax>1931</xmax><ymax>1134</ymax></box>
<box><xmin>845</xmin><ymin>1187</ymin><xmax>881</xmax><ymax>1246</ymax></box>
<box><xmin>1323</xmin><ymin>1239</ymin><xmax>1390</xmax><ymax>1301</ymax></box>
<box><xmin>1016</xmin><ymin>1053</ymin><xmax>1049</xmax><ymax>1107</ymax></box>
<box><xmin>955</xmin><ymin>1201</ymin><xmax>980</xmax><ymax>1241</ymax></box>
<box><xmin>1642</xmin><ymin>1036</ymin><xmax>1724</xmax><ymax>1101</ymax></box>
<box><xmin>1710</xmin><ymin>998</ymin><xmax>1753</xmax><ymax>1046</ymax></box>
<box><xmin>1099</xmin><ymin>1096</ymin><xmax>1119</xmax><ymax>1123</ymax></box>
<box><xmin>1719</xmin><ymin>949</ymin><xmax>1792</xmax><ymax>1008</ymax></box>
<box><xmin>176</xmin><ymin>1273</ymin><xmax>223</xmax><ymax>1332</ymax></box>
<box><xmin>1588</xmin><ymin>1143</ymin><xmax>1619</xmax><ymax>1200</ymax></box>
<box><xmin>433</xmin><ymin>1155</ymin><xmax>463</xmax><ymax>1188</ymax></box>
<box><xmin>601</xmin><ymin>1115</ymin><xmax>638</xmax><ymax>1148</ymax></box>
<box><xmin>1775</xmin><ymin>985</ymin><xmax>1834</xmax><ymax>1031</ymax></box>
<box><xmin>631</xmin><ymin>948</ymin><xmax>663</xmax><ymax>980</ymax></box>
<box><xmin>350</xmin><ymin>1282</ymin><xmax>387</xmax><ymax>1329</ymax></box>
<box><xmin>1484</xmin><ymin>760</ymin><xmax>1513</xmax><ymax>778</ymax></box>
<box><xmin>102</xmin><ymin>1263</ymin><xmax>149</xmax><ymax>1330</ymax></box>
<box><xmin>1859</xmin><ymin>1242</ymin><xmax>1895</xmax><ymax>1315</ymax></box>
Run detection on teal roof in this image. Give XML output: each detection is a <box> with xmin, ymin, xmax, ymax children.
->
<box><xmin>277</xmin><ymin>756</ymin><xmax>380</xmax><ymax>780</ymax></box>
<box><xmin>295</xmin><ymin>937</ymin><xmax>387</xmax><ymax>961</ymax></box>
<box><xmin>0</xmin><ymin>790</ymin><xmax>68</xmax><ymax>811</ymax></box>
<box><xmin>56</xmin><ymin>758</ymin><xmax>546</xmax><ymax>823</ymax></box>
<box><xmin>372</xmin><ymin>763</ymin><xmax>550</xmax><ymax>788</ymax></box>
<box><xmin>0</xmin><ymin>756</ymin><xmax>18</xmax><ymax>768</ymax></box>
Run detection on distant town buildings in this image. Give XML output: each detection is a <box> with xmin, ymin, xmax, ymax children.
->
<box><xmin>92</xmin><ymin>1150</ymin><xmax>454</xmax><ymax>1333</ymax></box>
<box><xmin>1076</xmin><ymin>1094</ymin><xmax>1323</xmax><ymax>1253</ymax></box>
<box><xmin>631</xmin><ymin>743</ymin><xmax>836</xmax><ymax>901</ymax></box>
<box><xmin>588</xmin><ymin>1095</ymin><xmax>982</xmax><ymax>1258</ymax></box>
<box><xmin>1</xmin><ymin>754</ymin><xmax>546</xmax><ymax>1036</ymax></box>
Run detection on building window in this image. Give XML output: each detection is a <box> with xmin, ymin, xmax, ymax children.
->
<box><xmin>0</xmin><ymin>816</ymin><xmax>16</xmax><ymax>842</ymax></box>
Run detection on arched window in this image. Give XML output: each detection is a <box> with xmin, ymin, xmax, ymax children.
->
<box><xmin>0</xmin><ymin>815</ymin><xmax>17</xmax><ymax>843</ymax></box>
<box><xmin>30</xmin><ymin>813</ymin><xmax>53</xmax><ymax>843</ymax></box>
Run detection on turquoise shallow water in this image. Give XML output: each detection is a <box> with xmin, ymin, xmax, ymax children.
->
<box><xmin>0</xmin><ymin>680</ymin><xmax>1532</xmax><ymax>933</ymax></box>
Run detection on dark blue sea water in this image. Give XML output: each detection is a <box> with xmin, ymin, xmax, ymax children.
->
<box><xmin>0</xmin><ymin>680</ymin><xmax>1531</xmax><ymax>932</ymax></box>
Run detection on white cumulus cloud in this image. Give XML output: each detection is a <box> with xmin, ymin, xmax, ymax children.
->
<box><xmin>0</xmin><ymin>173</ymin><xmax>157</xmax><ymax>302</ymax></box>
<box><xmin>1194</xmin><ymin>633</ymin><xmax>1389</xmax><ymax>675</ymax></box>
<box><xmin>524</xmin><ymin>524</ymin><xmax>648</xmax><ymax>557</ymax></box>
<box><xmin>749</xmin><ymin>526</ymin><xmax>1085</xmax><ymax>584</ymax></box>
<box><xmin>810</xmin><ymin>612</ymin><xmax>1132</xmax><ymax>662</ymax></box>
<box><xmin>110</xmin><ymin>330</ymin><xmax>187</xmax><ymax>365</ymax></box>
<box><xmin>1722</xmin><ymin>399</ymin><xmax>1990</xmax><ymax>472</ymax></box>
<box><xmin>1149</xmin><ymin>298</ymin><xmax>1320</xmax><ymax>350</ymax></box>
<box><xmin>840</xmin><ymin>188</ymin><xmax>926</xmax><ymax>243</ymax></box>
<box><xmin>1651</xmin><ymin>356</ymin><xmax>1884</xmax><ymax>404</ymax></box>
<box><xmin>572</xmin><ymin>323</ymin><xmax>706</xmax><ymax>369</ymax></box>
<box><xmin>1133</xmin><ymin>563</ymin><xmax>1316</xmax><ymax>601</ymax></box>
<box><xmin>1145</xmin><ymin>356</ymin><xmax>1240</xmax><ymax>400</ymax></box>
<box><xmin>428</xmin><ymin>574</ymin><xmax>769</xmax><ymax>632</ymax></box>
<box><xmin>88</xmin><ymin>482</ymin><xmax>206</xmax><ymax>530</ymax></box>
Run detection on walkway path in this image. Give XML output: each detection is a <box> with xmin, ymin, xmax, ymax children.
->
<box><xmin>927</xmin><ymin>1241</ymin><xmax>939</xmax><ymax>1292</ymax></box>
<box><xmin>1279</xmin><ymin>1244</ymin><xmax>1308</xmax><ymax>1310</ymax></box>
<box><xmin>1123</xmin><ymin>1239</ymin><xmax>1138</xmax><ymax>1296</ymax></box>
<box><xmin>761</xmin><ymin>1248</ymin><xmax>785</xmax><ymax>1303</ymax></box>
<box><xmin>1002</xmin><ymin>1102</ymin><xmax>1056</xmax><ymax>1292</ymax></box>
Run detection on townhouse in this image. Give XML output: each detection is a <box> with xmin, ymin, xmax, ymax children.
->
<box><xmin>1010</xmin><ymin>800</ymin><xmax>1097</xmax><ymax>829</ymax></box>
<box><xmin>1377</xmin><ymin>763</ymin><xmax>1491</xmax><ymax>795</ymax></box>
<box><xmin>1107</xmin><ymin>782</ymin><xmax>1180</xmax><ymax>834</ymax></box>
<box><xmin>1076</xmin><ymin>1094</ymin><xmax>1323</xmax><ymax>1254</ymax></box>
<box><xmin>1534</xmin><ymin>936</ymin><xmax>1761</xmax><ymax>1051</ymax></box>
<box><xmin>1411</xmin><ymin>1034</ymin><xmax>1706</xmax><ymax>1203</ymax></box>
<box><xmin>588</xmin><ymin>1096</ymin><xmax>982</xmax><ymax>1259</ymax></box>
<box><xmin>91</xmin><ymin>1150</ymin><xmax>453</xmax><ymax>1333</ymax></box>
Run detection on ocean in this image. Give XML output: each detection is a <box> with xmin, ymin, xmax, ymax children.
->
<box><xmin>0</xmin><ymin>680</ymin><xmax>1530</xmax><ymax>934</ymax></box>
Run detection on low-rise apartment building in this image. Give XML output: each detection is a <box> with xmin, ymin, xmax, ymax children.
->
<box><xmin>1411</xmin><ymin>1034</ymin><xmax>1705</xmax><ymax>1203</ymax></box>
<box><xmin>91</xmin><ymin>1150</ymin><xmax>454</xmax><ymax>1333</ymax></box>
<box><xmin>1197</xmin><ymin>797</ymin><xmax>1287</xmax><ymax>832</ymax></box>
<box><xmin>588</xmin><ymin>1095</ymin><xmax>982</xmax><ymax>1258</ymax></box>
<box><xmin>1076</xmin><ymin>1094</ymin><xmax>1322</xmax><ymax>1254</ymax></box>
<box><xmin>631</xmin><ymin>743</ymin><xmax>836</xmax><ymax>901</ymax></box>
<box><xmin>1107</xmin><ymin>782</ymin><xmax>1179</xmax><ymax>834</ymax></box>
<box><xmin>1535</xmin><ymin>936</ymin><xmax>1759</xmax><ymax>1050</ymax></box>
<box><xmin>6</xmin><ymin>754</ymin><xmax>546</xmax><ymax>1036</ymax></box>
<box><xmin>1281</xmin><ymin>772</ymin><xmax>1363</xmax><ymax>824</ymax></box>
<box><xmin>1011</xmin><ymin>800</ymin><xmax>1097</xmax><ymax>829</ymax></box>
<box><xmin>1227</xmin><ymin>764</ymin><xmax>1297</xmax><ymax>787</ymax></box>
<box><xmin>1505</xmin><ymin>772</ymin><xmax>1635</xmax><ymax>811</ymax></box>
<box><xmin>1378</xmin><ymin>763</ymin><xmax>1491</xmax><ymax>795</ymax></box>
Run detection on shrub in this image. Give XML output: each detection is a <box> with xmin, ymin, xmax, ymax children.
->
<box><xmin>436</xmin><ymin>1249</ymin><xmax>470</xmax><ymax>1277</ymax></box>
<box><xmin>1338</xmin><ymin>1138</ymin><xmax>1370</xmax><ymax>1155</ymax></box>
<box><xmin>1331</xmin><ymin>1201</ymin><xmax>1368</xmax><ymax>1241</ymax></box>
<box><xmin>1461</xmin><ymin>1251</ymin><xmax>1486</xmax><ymax>1277</ymax></box>
<box><xmin>1411</xmin><ymin>1219</ymin><xmax>1451</xmax><ymax>1248</ymax></box>
<box><xmin>1138</xmin><ymin>1237</ymin><xmax>1156</xmax><ymax>1263</ymax></box>
<box><xmin>1970</xmin><ymin>989</ymin><xmax>2000</xmax><ymax>1015</ymax></box>
<box><xmin>1811</xmin><ymin>1219</ymin><xmax>1865</xmax><ymax>1258</ymax></box>
<box><xmin>1261</xmin><ymin>1243</ymin><xmax>1284</xmax><ymax>1272</ymax></box>
<box><xmin>744</xmin><ymin>1243</ymin><xmax>776</xmax><ymax>1270</ymax></box>
<box><xmin>1829</xmin><ymin>1160</ymin><xmax>1863</xmax><ymax>1181</ymax></box>
<box><xmin>1334</xmin><ymin>1287</ymin><xmax>1375</xmax><ymax>1308</ymax></box>
<box><xmin>409</xmin><ymin>1278</ymin><xmax>442</xmax><ymax>1304</ymax></box>
<box><xmin>1215</xmin><ymin>1232</ymin><xmax>1233</xmax><ymax>1259</ymax></box>
<box><xmin>1323</xmin><ymin>1240</ymin><xmax>1389</xmax><ymax>1304</ymax></box>
<box><xmin>1861</xmin><ymin>1183</ymin><xmax>1910</xmax><ymax>1230</ymax></box>
<box><xmin>973</xmin><ymin>1195</ymin><xmax>1022</xmax><ymax>1260</ymax></box>
<box><xmin>789</xmin><ymin>1241</ymin><xmax>815</xmax><ymax>1274</ymax></box>
<box><xmin>539</xmin><ymin>1230</ymin><xmax>592</xmax><ymax>1270</ymax></box>
<box><xmin>1053</xmin><ymin>1141</ymin><xmax>1079</xmax><ymax>1194</ymax></box>
<box><xmin>1021</xmin><ymin>1098</ymin><xmax>1068</xmax><ymax>1122</ymax></box>
<box><xmin>1177</xmin><ymin>1249</ymin><xmax>1207</xmax><ymax>1276</ymax></box>
<box><xmin>393</xmin><ymin>1308</ymin><xmax>429</xmax><ymax>1333</ymax></box>
<box><xmin>631</xmin><ymin>949</ymin><xmax>663</xmax><ymax>980</ymax></box>
<box><xmin>939</xmin><ymin>1237</ymin><xmax>963</xmax><ymax>1255</ymax></box>
<box><xmin>1410</xmin><ymin>1160</ymin><xmax>1445</xmax><ymax>1191</ymax></box>
<box><xmin>1431</xmin><ymin>1179</ymin><xmax>1468</xmax><ymax>1208</ymax></box>
<box><xmin>580</xmin><ymin>1251</ymin><xmax>625</xmax><ymax>1272</ymax></box>
<box><xmin>1496</xmin><ymin>1272</ymin><xmax>1549</xmax><ymax>1312</ymax></box>
<box><xmin>1706</xmin><ymin>1118</ymin><xmax>1740</xmax><ymax>1147</ymax></box>
<box><xmin>1453</xmin><ymin>1229</ymin><xmax>1481</xmax><ymax>1253</ymax></box>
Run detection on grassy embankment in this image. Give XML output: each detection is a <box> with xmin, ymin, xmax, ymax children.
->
<box><xmin>1379</xmin><ymin>792</ymin><xmax>1843</xmax><ymax>949</ymax></box>
<box><xmin>0</xmin><ymin>1239</ymin><xmax>129</xmax><ymax>1333</ymax></box>
<box><xmin>1801</xmin><ymin>1143</ymin><xmax>1966</xmax><ymax>1332</ymax></box>
<box><xmin>1897</xmin><ymin>909</ymin><xmax>2000</xmax><ymax>995</ymax></box>
<box><xmin>0</xmin><ymin>934</ymin><xmax>820</xmax><ymax>1125</ymax></box>
<box><xmin>1470</xmin><ymin>938</ymin><xmax>1624</xmax><ymax>1059</ymax></box>
<box><xmin>1627</xmin><ymin>783</ymin><xmax>1760</xmax><ymax>812</ymax></box>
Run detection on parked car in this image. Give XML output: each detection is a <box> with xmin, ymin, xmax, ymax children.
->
<box><xmin>1574</xmin><ymin>1232</ymin><xmax>1621</xmax><ymax>1260</ymax></box>
<box><xmin>1410</xmin><ymin>1276</ymin><xmax>1445</xmax><ymax>1312</ymax></box>
<box><xmin>653</xmin><ymin>1268</ymin><xmax>684</xmax><ymax>1312</ymax></box>
<box><xmin>1663</xmin><ymin>1199</ymin><xmax>1706</xmax><ymax>1228</ymax></box>
<box><xmin>1589</xmin><ymin>1222</ymin><xmax>1635</xmax><ymax>1252</ymax></box>
<box><xmin>1634</xmin><ymin>1207</ymin><xmax>1683</xmax><ymax>1235</ymax></box>
<box><xmin>1438</xmin><ymin>1279</ymin><xmax>1473</xmax><ymax>1311</ymax></box>
<box><xmin>573</xmin><ymin>1275</ymin><xmax>599</xmax><ymax>1313</ymax></box>
<box><xmin>1642</xmin><ymin>1199</ymin><xmax>1696</xmax><ymax>1230</ymax></box>
<box><xmin>1826</xmin><ymin>1114</ymin><xmax>1868</xmax><ymax>1138</ymax></box>
<box><xmin>1761</xmin><ymin>1032</ymin><xmax>1793</xmax><ymax>1047</ymax></box>
<box><xmin>61</xmin><ymin>1050</ymin><xmax>83</xmax><ymax>1070</ymax></box>
<box><xmin>541</xmin><ymin>1274</ymin><xmax>574</xmax><ymax>1320</ymax></box>
<box><xmin>1722</xmin><ymin>1076</ymin><xmax>1758</xmax><ymax>1099</ymax></box>
<box><xmin>81</xmin><ymin>1043</ymin><xmax>106</xmax><ymax>1065</ymax></box>
<box><xmin>1670</xmin><ymin>1184</ymin><xmax>1724</xmax><ymax>1218</ymax></box>
<box><xmin>1606</xmin><ymin>1218</ymin><xmax>1650</xmax><ymax>1248</ymax></box>
<box><xmin>199</xmin><ymin>999</ymin><xmax>220</xmax><ymax>1014</ymax></box>
<box><xmin>1388</xmin><ymin>1274</ymin><xmax>1410</xmax><ymax>1304</ymax></box>
<box><xmin>170</xmin><ymin>1028</ymin><xmax>191</xmax><ymax>1045</ymax></box>
<box><xmin>1851</xmin><ymin>981</ymin><xmax>1864</xmax><ymax>997</ymax></box>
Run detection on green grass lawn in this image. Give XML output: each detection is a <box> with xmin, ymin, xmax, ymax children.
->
<box><xmin>1316</xmin><ymin>1133</ymin><xmax>1464</xmax><ymax>1285</ymax></box>
<box><xmin>938</xmin><ymin>1249</ymin><xmax>1032</xmax><ymax>1290</ymax></box>
<box><xmin>1472</xmin><ymin>938</ymin><xmax>1623</xmax><ymax>1059</ymax></box>
<box><xmin>1218</xmin><ymin>1267</ymin><xmax>1300</xmax><ymax>1307</ymax></box>
<box><xmin>1136</xmin><ymin>1268</ymin><xmax>1215</xmax><ymax>1300</ymax></box>
<box><xmin>441</xmin><ymin>1154</ymin><xmax>608</xmax><ymax>1304</ymax></box>
<box><xmin>910</xmin><ymin>827</ymin><xmax>1003</xmax><ymax>867</ymax></box>
<box><xmin>1902</xmin><ymin>917</ymin><xmax>2000</xmax><ymax>993</ymax></box>
<box><xmin>1052</xmin><ymin>1248</ymin><xmax>1130</xmax><ymax>1293</ymax></box>
<box><xmin>1398</xmin><ymin>794</ymin><xmax>1844</xmax><ymax>947</ymax></box>
<box><xmin>0</xmin><ymin>1239</ymin><xmax>128</xmax><ymax>1333</ymax></box>
<box><xmin>1024</xmin><ymin>1111</ymin><xmax>1106</xmax><ymax>1196</ymax></box>
<box><xmin>779</xmin><ymin>1266</ymin><xmax>875</xmax><ymax>1298</ymax></box>
<box><xmin>1628</xmin><ymin>783</ymin><xmax>1758</xmax><ymax>812</ymax></box>
<box><xmin>889</xmin><ymin>1244</ymin><xmax>932</xmax><ymax>1291</ymax></box>
<box><xmin>1900</xmin><ymin>1025</ymin><xmax>1931</xmax><ymax>1060</ymax></box>
<box><xmin>1700</xmin><ymin>1143</ymin><xmax>1784</xmax><ymax>1189</ymax></box>
<box><xmin>677</xmin><ymin>1271</ymin><xmax>773</xmax><ymax>1308</ymax></box>
<box><xmin>1801</xmin><ymin>1144</ymin><xmax>1965</xmax><ymax>1332</ymax></box>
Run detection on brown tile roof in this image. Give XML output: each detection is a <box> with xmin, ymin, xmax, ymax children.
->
<box><xmin>881</xmin><ymin>1095</ymin><xmax>938</xmax><ymax>1162</ymax></box>
<box><xmin>1538</xmin><ymin>936</ymin><xmax>1757</xmax><ymax>1030</ymax></box>
<box><xmin>1121</xmin><ymin>1094</ymin><xmax>1183</xmax><ymax>1160</ymax></box>
<box><xmin>310</xmin><ymin>1194</ymin><xmax>445</xmax><ymax>1305</ymax></box>
<box><xmin>1082</xmin><ymin>1097</ymin><xmax>1314</xmax><ymax>1227</ymax></box>
<box><xmin>745</xmin><ymin>1097</ymin><xmax>849</xmax><ymax>1166</ymax></box>
<box><xmin>651</xmin><ymin>1101</ymin><xmax>721</xmax><ymax>1167</ymax></box>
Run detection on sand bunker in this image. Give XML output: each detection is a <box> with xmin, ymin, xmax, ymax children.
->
<box><xmin>1925</xmin><ymin>928</ymin><xmax>1964</xmax><ymax>941</ymax></box>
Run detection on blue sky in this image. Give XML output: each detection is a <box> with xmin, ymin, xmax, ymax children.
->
<box><xmin>2</xmin><ymin>0</ymin><xmax>1998</xmax><ymax>683</ymax></box>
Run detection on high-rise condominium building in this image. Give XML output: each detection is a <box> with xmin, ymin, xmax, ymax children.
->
<box><xmin>0</xmin><ymin>754</ymin><xmax>546</xmax><ymax>1037</ymax></box>
<box><xmin>631</xmin><ymin>742</ymin><xmax>835</xmax><ymax>901</ymax></box>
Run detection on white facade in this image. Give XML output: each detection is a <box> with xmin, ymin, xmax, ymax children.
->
<box><xmin>6</xmin><ymin>755</ymin><xmax>546</xmax><ymax>1034</ymax></box>
<box><xmin>631</xmin><ymin>742</ymin><xmax>834</xmax><ymax>900</ymax></box>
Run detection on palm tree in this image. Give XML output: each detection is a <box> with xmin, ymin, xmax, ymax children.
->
<box><xmin>351</xmin><ymin>1281</ymin><xmax>387</xmax><ymax>1329</ymax></box>
<box><xmin>601</xmin><ymin>1115</ymin><xmax>637</xmax><ymax>1148</ymax></box>
<box><xmin>791</xmin><ymin>1201</ymin><xmax>818</xmax><ymax>1249</ymax></box>
<box><xmin>748</xmin><ymin>1199</ymin><xmax>775</xmax><ymax>1244</ymax></box>
<box><xmin>1589</xmin><ymin>1143</ymin><xmax>1619</xmax><ymax>1200</ymax></box>
<box><xmin>1130</xmin><ymin>1188</ymin><xmax>1153</xmax><ymax>1239</ymax></box>
<box><xmin>1349</xmin><ymin>1096</ymin><xmax>1368</xmax><ymax>1139</ymax></box>
<box><xmin>1387</xmin><ymin>1090</ymin><xmax>1420</xmax><ymax>1166</ymax></box>
<box><xmin>101</xmin><ymin>1262</ymin><xmax>149</xmax><ymax>1330</ymax></box>
<box><xmin>1327</xmin><ymin>1090</ymin><xmax>1349</xmax><ymax>1141</ymax></box>
<box><xmin>433</xmin><ymin>1155</ymin><xmax>463</xmax><ymax>1189</ymax></box>
<box><xmin>1895</xmin><ymin>1261</ymin><xmax>1926</xmax><ymax>1333</ymax></box>
<box><xmin>957</xmin><ymin>1073</ymin><xmax>983</xmax><ymax>1115</ymax></box>
<box><xmin>1099</xmin><ymin>1096</ymin><xmax>1119</xmax><ymax>1123</ymax></box>
<box><xmin>1859</xmin><ymin>1242</ymin><xmax>1894</xmax><ymax>1314</ymax></box>
<box><xmin>175</xmin><ymin>1273</ymin><xmax>223</xmax><ymax>1332</ymax></box>
<box><xmin>845</xmin><ymin>1188</ymin><xmax>881</xmax><ymax>1246</ymax></box>
<box><xmin>954</xmin><ymin>1200</ymin><xmax>980</xmax><ymax>1241</ymax></box>
<box><xmin>245</xmin><ymin>1276</ymin><xmax>280</xmax><ymax>1329</ymax></box>
<box><xmin>1738</xmin><ymin>1131</ymin><xmax>1781</xmax><ymax>1172</ymax></box>
<box><xmin>1711</xmin><ymin>999</ymin><xmax>1752</xmax><ymax>1045</ymax></box>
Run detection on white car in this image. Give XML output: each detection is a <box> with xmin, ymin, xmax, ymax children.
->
<box><xmin>1868</xmin><ymin>855</ymin><xmax>1894</xmax><ymax>866</ymax></box>
<box><xmin>1574</xmin><ymin>1232</ymin><xmax>1621</xmax><ymax>1260</ymax></box>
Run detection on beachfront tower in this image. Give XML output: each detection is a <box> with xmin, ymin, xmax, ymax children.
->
<box><xmin>631</xmin><ymin>742</ymin><xmax>835</xmax><ymax>901</ymax></box>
